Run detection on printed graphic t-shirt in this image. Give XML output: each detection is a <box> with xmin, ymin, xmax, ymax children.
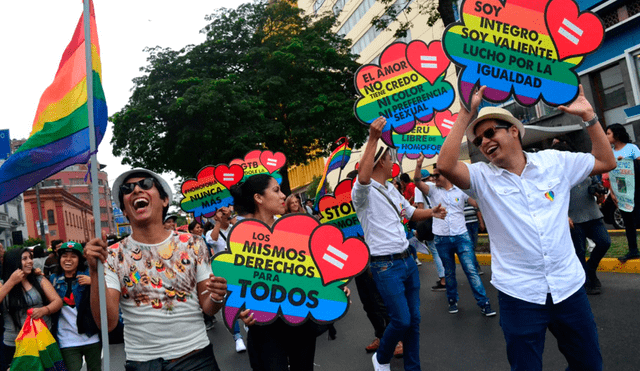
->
<box><xmin>105</xmin><ymin>232</ymin><xmax>212</xmax><ymax>362</ymax></box>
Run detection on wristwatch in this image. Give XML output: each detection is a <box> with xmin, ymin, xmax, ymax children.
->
<box><xmin>582</xmin><ymin>113</ymin><xmax>599</xmax><ymax>128</ymax></box>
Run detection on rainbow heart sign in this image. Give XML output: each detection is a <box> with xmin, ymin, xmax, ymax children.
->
<box><xmin>354</xmin><ymin>41</ymin><xmax>455</xmax><ymax>146</ymax></box>
<box><xmin>180</xmin><ymin>164</ymin><xmax>240</xmax><ymax>222</ymax></box>
<box><xmin>211</xmin><ymin>214</ymin><xmax>369</xmax><ymax>330</ymax></box>
<box><xmin>442</xmin><ymin>0</ymin><xmax>604</xmax><ymax>110</ymax></box>
<box><xmin>230</xmin><ymin>150</ymin><xmax>285</xmax><ymax>184</ymax></box>
<box><xmin>391</xmin><ymin>110</ymin><xmax>458</xmax><ymax>160</ymax></box>
<box><xmin>318</xmin><ymin>178</ymin><xmax>362</xmax><ymax>238</ymax></box>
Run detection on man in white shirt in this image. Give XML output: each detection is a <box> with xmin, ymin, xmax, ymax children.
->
<box><xmin>413</xmin><ymin>155</ymin><xmax>494</xmax><ymax>316</ymax></box>
<box><xmin>353</xmin><ymin>117</ymin><xmax>446</xmax><ymax>371</ymax></box>
<box><xmin>84</xmin><ymin>168</ymin><xmax>229</xmax><ymax>370</ymax></box>
<box><xmin>437</xmin><ymin>85</ymin><xmax>615</xmax><ymax>371</ymax></box>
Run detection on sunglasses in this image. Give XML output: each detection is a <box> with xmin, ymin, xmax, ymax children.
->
<box><xmin>472</xmin><ymin>125</ymin><xmax>511</xmax><ymax>147</ymax></box>
<box><xmin>120</xmin><ymin>177</ymin><xmax>155</xmax><ymax>195</ymax></box>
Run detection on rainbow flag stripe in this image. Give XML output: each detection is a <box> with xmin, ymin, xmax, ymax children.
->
<box><xmin>314</xmin><ymin>142</ymin><xmax>352</xmax><ymax>206</ymax></box>
<box><xmin>0</xmin><ymin>0</ymin><xmax>107</xmax><ymax>204</ymax></box>
<box><xmin>11</xmin><ymin>316</ymin><xmax>67</xmax><ymax>371</ymax></box>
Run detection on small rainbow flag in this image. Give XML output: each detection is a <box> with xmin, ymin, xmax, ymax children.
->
<box><xmin>314</xmin><ymin>140</ymin><xmax>352</xmax><ymax>207</ymax></box>
<box><xmin>11</xmin><ymin>311</ymin><xmax>67</xmax><ymax>371</ymax></box>
<box><xmin>0</xmin><ymin>0</ymin><xmax>107</xmax><ymax>204</ymax></box>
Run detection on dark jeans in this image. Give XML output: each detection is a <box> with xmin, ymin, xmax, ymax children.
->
<box><xmin>570</xmin><ymin>218</ymin><xmax>611</xmax><ymax>282</ymax></box>
<box><xmin>498</xmin><ymin>288</ymin><xmax>602</xmax><ymax>371</ymax></box>
<box><xmin>247</xmin><ymin>319</ymin><xmax>317</xmax><ymax>371</ymax></box>
<box><xmin>620</xmin><ymin>209</ymin><xmax>640</xmax><ymax>255</ymax></box>
<box><xmin>370</xmin><ymin>255</ymin><xmax>421</xmax><ymax>370</ymax></box>
<box><xmin>355</xmin><ymin>267</ymin><xmax>390</xmax><ymax>339</ymax></box>
<box><xmin>124</xmin><ymin>344</ymin><xmax>220</xmax><ymax>371</ymax></box>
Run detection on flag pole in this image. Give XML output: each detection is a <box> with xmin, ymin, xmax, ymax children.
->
<box><xmin>336</xmin><ymin>137</ymin><xmax>349</xmax><ymax>183</ymax></box>
<box><xmin>83</xmin><ymin>0</ymin><xmax>110</xmax><ymax>369</ymax></box>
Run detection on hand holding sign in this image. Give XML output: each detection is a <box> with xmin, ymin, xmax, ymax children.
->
<box><xmin>354</xmin><ymin>41</ymin><xmax>455</xmax><ymax>146</ymax></box>
<box><xmin>442</xmin><ymin>0</ymin><xmax>604</xmax><ymax>110</ymax></box>
<box><xmin>211</xmin><ymin>214</ymin><xmax>369</xmax><ymax>332</ymax></box>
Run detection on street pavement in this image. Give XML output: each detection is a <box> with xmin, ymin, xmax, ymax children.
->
<box><xmin>105</xmin><ymin>261</ymin><xmax>640</xmax><ymax>370</ymax></box>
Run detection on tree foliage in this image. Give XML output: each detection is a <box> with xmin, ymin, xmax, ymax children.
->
<box><xmin>370</xmin><ymin>0</ymin><xmax>457</xmax><ymax>39</ymax></box>
<box><xmin>111</xmin><ymin>1</ymin><xmax>368</xmax><ymax>193</ymax></box>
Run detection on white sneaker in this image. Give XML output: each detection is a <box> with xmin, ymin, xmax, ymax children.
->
<box><xmin>372</xmin><ymin>353</ymin><xmax>390</xmax><ymax>371</ymax></box>
<box><xmin>235</xmin><ymin>338</ymin><xmax>247</xmax><ymax>353</ymax></box>
<box><xmin>415</xmin><ymin>257</ymin><xmax>422</xmax><ymax>266</ymax></box>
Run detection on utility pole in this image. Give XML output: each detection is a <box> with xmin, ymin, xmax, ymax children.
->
<box><xmin>35</xmin><ymin>182</ymin><xmax>46</xmax><ymax>242</ymax></box>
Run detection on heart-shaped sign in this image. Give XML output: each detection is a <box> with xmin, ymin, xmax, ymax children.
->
<box><xmin>406</xmin><ymin>40</ymin><xmax>450</xmax><ymax>85</ymax></box>
<box><xmin>545</xmin><ymin>0</ymin><xmax>604</xmax><ymax>60</ymax></box>
<box><xmin>259</xmin><ymin>151</ymin><xmax>287</xmax><ymax>174</ymax></box>
<box><xmin>181</xmin><ymin>165</ymin><xmax>216</xmax><ymax>195</ymax></box>
<box><xmin>214</xmin><ymin>164</ymin><xmax>244</xmax><ymax>190</ymax></box>
<box><xmin>310</xmin><ymin>225</ymin><xmax>369</xmax><ymax>286</ymax></box>
<box><xmin>434</xmin><ymin>110</ymin><xmax>457</xmax><ymax>138</ymax></box>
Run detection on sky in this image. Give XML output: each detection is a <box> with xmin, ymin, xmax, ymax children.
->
<box><xmin>0</xmin><ymin>0</ymin><xmax>247</xmax><ymax>188</ymax></box>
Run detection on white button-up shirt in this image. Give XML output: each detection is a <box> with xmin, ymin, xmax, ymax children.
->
<box><xmin>465</xmin><ymin>150</ymin><xmax>594</xmax><ymax>305</ymax></box>
<box><xmin>352</xmin><ymin>177</ymin><xmax>416</xmax><ymax>256</ymax></box>
<box><xmin>423</xmin><ymin>182</ymin><xmax>469</xmax><ymax>237</ymax></box>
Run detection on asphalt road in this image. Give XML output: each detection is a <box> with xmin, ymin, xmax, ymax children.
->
<box><xmin>105</xmin><ymin>261</ymin><xmax>640</xmax><ymax>370</ymax></box>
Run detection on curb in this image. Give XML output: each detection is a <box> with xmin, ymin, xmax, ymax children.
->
<box><xmin>416</xmin><ymin>253</ymin><xmax>640</xmax><ymax>274</ymax></box>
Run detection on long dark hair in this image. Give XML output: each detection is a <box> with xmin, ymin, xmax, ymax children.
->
<box><xmin>230</xmin><ymin>174</ymin><xmax>273</xmax><ymax>215</ymax></box>
<box><xmin>607</xmin><ymin>123</ymin><xmax>630</xmax><ymax>144</ymax></box>
<box><xmin>2</xmin><ymin>248</ymin><xmax>49</xmax><ymax>329</ymax></box>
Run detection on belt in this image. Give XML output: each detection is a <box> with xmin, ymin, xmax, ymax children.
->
<box><xmin>370</xmin><ymin>249</ymin><xmax>411</xmax><ymax>262</ymax></box>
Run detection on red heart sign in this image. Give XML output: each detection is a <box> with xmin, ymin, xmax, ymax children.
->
<box><xmin>545</xmin><ymin>0</ymin><xmax>604</xmax><ymax>61</ymax></box>
<box><xmin>310</xmin><ymin>225</ymin><xmax>369</xmax><ymax>286</ymax></box>
<box><xmin>181</xmin><ymin>165</ymin><xmax>216</xmax><ymax>195</ymax></box>
<box><xmin>434</xmin><ymin>110</ymin><xmax>458</xmax><ymax>138</ymax></box>
<box><xmin>259</xmin><ymin>151</ymin><xmax>286</xmax><ymax>174</ymax></box>
<box><xmin>406</xmin><ymin>40</ymin><xmax>450</xmax><ymax>85</ymax></box>
<box><xmin>392</xmin><ymin>163</ymin><xmax>400</xmax><ymax>178</ymax></box>
<box><xmin>214</xmin><ymin>164</ymin><xmax>244</xmax><ymax>190</ymax></box>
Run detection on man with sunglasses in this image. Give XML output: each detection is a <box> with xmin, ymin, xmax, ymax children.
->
<box><xmin>353</xmin><ymin>117</ymin><xmax>447</xmax><ymax>371</ymax></box>
<box><xmin>437</xmin><ymin>85</ymin><xmax>616</xmax><ymax>371</ymax></box>
<box><xmin>413</xmin><ymin>155</ymin><xmax>494</xmax><ymax>316</ymax></box>
<box><xmin>84</xmin><ymin>168</ymin><xmax>228</xmax><ymax>370</ymax></box>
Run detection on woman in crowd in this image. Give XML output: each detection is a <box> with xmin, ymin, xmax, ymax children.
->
<box><xmin>188</xmin><ymin>220</ymin><xmax>204</xmax><ymax>236</ymax></box>
<box><xmin>284</xmin><ymin>194</ymin><xmax>304</xmax><ymax>214</ymax></box>
<box><xmin>230</xmin><ymin>174</ymin><xmax>321</xmax><ymax>370</ymax></box>
<box><xmin>0</xmin><ymin>247</ymin><xmax>62</xmax><ymax>370</ymax></box>
<box><xmin>49</xmin><ymin>241</ymin><xmax>101</xmax><ymax>371</ymax></box>
<box><xmin>606</xmin><ymin>123</ymin><xmax>640</xmax><ymax>262</ymax></box>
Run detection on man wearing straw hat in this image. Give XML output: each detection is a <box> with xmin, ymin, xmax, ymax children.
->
<box><xmin>437</xmin><ymin>85</ymin><xmax>615</xmax><ymax>371</ymax></box>
<box><xmin>84</xmin><ymin>168</ymin><xmax>228</xmax><ymax>370</ymax></box>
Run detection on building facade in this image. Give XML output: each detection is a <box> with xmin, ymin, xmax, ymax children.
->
<box><xmin>23</xmin><ymin>187</ymin><xmax>95</xmax><ymax>247</ymax></box>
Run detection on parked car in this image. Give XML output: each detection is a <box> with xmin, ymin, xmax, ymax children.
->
<box><xmin>601</xmin><ymin>193</ymin><xmax>625</xmax><ymax>229</ymax></box>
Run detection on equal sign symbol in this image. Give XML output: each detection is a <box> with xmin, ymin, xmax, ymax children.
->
<box><xmin>322</xmin><ymin>245</ymin><xmax>348</xmax><ymax>269</ymax></box>
<box><xmin>420</xmin><ymin>55</ymin><xmax>438</xmax><ymax>69</ymax></box>
<box><xmin>266</xmin><ymin>158</ymin><xmax>278</xmax><ymax>167</ymax></box>
<box><xmin>558</xmin><ymin>18</ymin><xmax>583</xmax><ymax>45</ymax></box>
<box><xmin>223</xmin><ymin>173</ymin><xmax>235</xmax><ymax>182</ymax></box>
<box><xmin>441</xmin><ymin>119</ymin><xmax>454</xmax><ymax>129</ymax></box>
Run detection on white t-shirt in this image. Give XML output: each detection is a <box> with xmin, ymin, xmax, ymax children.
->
<box><xmin>613</xmin><ymin>143</ymin><xmax>640</xmax><ymax>160</ymax></box>
<box><xmin>104</xmin><ymin>231</ymin><xmax>212</xmax><ymax>362</ymax></box>
<box><xmin>205</xmin><ymin>225</ymin><xmax>232</xmax><ymax>255</ymax></box>
<box><xmin>465</xmin><ymin>150</ymin><xmax>594</xmax><ymax>305</ymax></box>
<box><xmin>57</xmin><ymin>305</ymin><xmax>100</xmax><ymax>348</ymax></box>
<box><xmin>352</xmin><ymin>177</ymin><xmax>416</xmax><ymax>256</ymax></box>
<box><xmin>424</xmin><ymin>182</ymin><xmax>469</xmax><ymax>236</ymax></box>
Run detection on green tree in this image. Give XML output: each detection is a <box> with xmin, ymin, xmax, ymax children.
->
<box><xmin>111</xmin><ymin>1</ymin><xmax>368</xmax><ymax>194</ymax></box>
<box><xmin>369</xmin><ymin>0</ymin><xmax>457</xmax><ymax>39</ymax></box>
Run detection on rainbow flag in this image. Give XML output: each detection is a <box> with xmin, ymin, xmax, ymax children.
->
<box><xmin>11</xmin><ymin>313</ymin><xmax>67</xmax><ymax>371</ymax></box>
<box><xmin>314</xmin><ymin>141</ymin><xmax>352</xmax><ymax>207</ymax></box>
<box><xmin>0</xmin><ymin>0</ymin><xmax>107</xmax><ymax>204</ymax></box>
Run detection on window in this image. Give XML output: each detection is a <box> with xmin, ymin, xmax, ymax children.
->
<box><xmin>41</xmin><ymin>180</ymin><xmax>56</xmax><ymax>187</ymax></box>
<box><xmin>313</xmin><ymin>0</ymin><xmax>326</xmax><ymax>13</ymax></box>
<box><xmin>100</xmin><ymin>207</ymin><xmax>108</xmax><ymax>215</ymax></box>
<box><xmin>47</xmin><ymin>209</ymin><xmax>55</xmax><ymax>225</ymax></box>
<box><xmin>65</xmin><ymin>211</ymin><xmax>68</xmax><ymax>225</ymax></box>
<box><xmin>333</xmin><ymin>0</ymin><xmax>348</xmax><ymax>16</ymax></box>
<box><xmin>350</xmin><ymin>0</ymin><xmax>414</xmax><ymax>55</ymax></box>
<box><xmin>98</xmin><ymin>179</ymin><xmax>104</xmax><ymax>186</ymax></box>
<box><xmin>501</xmin><ymin>101</ymin><xmax>538</xmax><ymax>124</ymax></box>
<box><xmin>595</xmin><ymin>65</ymin><xmax>627</xmax><ymax>110</ymax></box>
<box><xmin>337</xmin><ymin>0</ymin><xmax>376</xmax><ymax>36</ymax></box>
<box><xmin>70</xmin><ymin>178</ymin><xmax>85</xmax><ymax>186</ymax></box>
<box><xmin>101</xmin><ymin>221</ymin><xmax>110</xmax><ymax>228</ymax></box>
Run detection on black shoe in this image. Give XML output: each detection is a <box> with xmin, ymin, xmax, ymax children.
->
<box><xmin>618</xmin><ymin>252</ymin><xmax>640</xmax><ymax>263</ymax></box>
<box><xmin>593</xmin><ymin>276</ymin><xmax>601</xmax><ymax>288</ymax></box>
<box><xmin>586</xmin><ymin>285</ymin><xmax>601</xmax><ymax>295</ymax></box>
<box><xmin>431</xmin><ymin>281</ymin><xmax>446</xmax><ymax>291</ymax></box>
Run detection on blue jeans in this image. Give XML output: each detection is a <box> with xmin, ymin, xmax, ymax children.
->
<box><xmin>498</xmin><ymin>288</ymin><xmax>602</xmax><ymax>371</ymax></box>
<box><xmin>434</xmin><ymin>233</ymin><xmax>489</xmax><ymax>307</ymax></box>
<box><xmin>427</xmin><ymin>240</ymin><xmax>445</xmax><ymax>278</ymax></box>
<box><xmin>370</xmin><ymin>255</ymin><xmax>421</xmax><ymax>370</ymax></box>
<box><xmin>569</xmin><ymin>218</ymin><xmax>611</xmax><ymax>282</ymax></box>
<box><xmin>466</xmin><ymin>221</ymin><xmax>483</xmax><ymax>272</ymax></box>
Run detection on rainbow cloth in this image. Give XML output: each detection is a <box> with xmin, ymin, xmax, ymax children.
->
<box><xmin>0</xmin><ymin>0</ymin><xmax>107</xmax><ymax>204</ymax></box>
<box><xmin>11</xmin><ymin>312</ymin><xmax>67</xmax><ymax>371</ymax></box>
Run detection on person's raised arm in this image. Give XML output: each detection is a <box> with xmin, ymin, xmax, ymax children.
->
<box><xmin>558</xmin><ymin>85</ymin><xmax>616</xmax><ymax>176</ymax></box>
<box><xmin>358</xmin><ymin>116</ymin><xmax>386</xmax><ymax>185</ymax></box>
<box><xmin>413</xmin><ymin>154</ymin><xmax>431</xmax><ymax>196</ymax></box>
<box><xmin>411</xmin><ymin>203</ymin><xmax>447</xmax><ymax>221</ymax></box>
<box><xmin>438</xmin><ymin>86</ymin><xmax>487</xmax><ymax>189</ymax></box>
<box><xmin>85</xmin><ymin>233</ymin><xmax>122</xmax><ymax>332</ymax></box>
